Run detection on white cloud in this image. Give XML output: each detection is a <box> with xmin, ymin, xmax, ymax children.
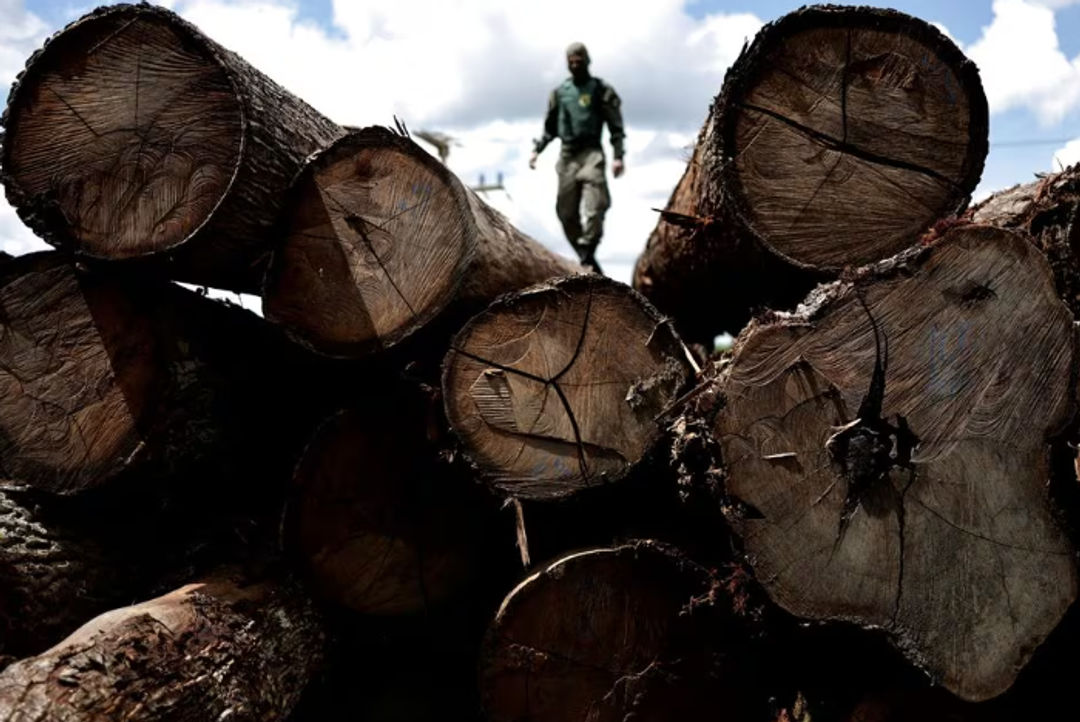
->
<box><xmin>0</xmin><ymin>1</ymin><xmax>49</xmax><ymax>257</ymax></box>
<box><xmin>0</xmin><ymin>0</ymin><xmax>47</xmax><ymax>88</ymax></box>
<box><xmin>0</xmin><ymin>202</ymin><xmax>47</xmax><ymax>256</ymax></box>
<box><xmin>965</xmin><ymin>0</ymin><xmax>1080</xmax><ymax>125</ymax></box>
<box><xmin>1052</xmin><ymin>137</ymin><xmax>1080</xmax><ymax>168</ymax></box>
<box><xmin>1031</xmin><ymin>0</ymin><xmax>1080</xmax><ymax>8</ymax></box>
<box><xmin>0</xmin><ymin>0</ymin><xmax>763</xmax><ymax>284</ymax></box>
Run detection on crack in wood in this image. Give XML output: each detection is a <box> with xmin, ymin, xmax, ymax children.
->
<box><xmin>738</xmin><ymin>101</ymin><xmax>960</xmax><ymax>191</ymax></box>
<box><xmin>452</xmin><ymin>285</ymin><xmax>598</xmax><ymax>482</ymax></box>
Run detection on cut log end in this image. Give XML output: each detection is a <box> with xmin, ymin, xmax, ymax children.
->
<box><xmin>264</xmin><ymin>128</ymin><xmax>473</xmax><ymax>356</ymax></box>
<box><xmin>442</xmin><ymin>276</ymin><xmax>694</xmax><ymax>501</ymax></box>
<box><xmin>2</xmin><ymin>4</ymin><xmax>243</xmax><ymax>258</ymax></box>
<box><xmin>0</xmin><ymin>254</ymin><xmax>144</xmax><ymax>494</ymax></box>
<box><xmin>291</xmin><ymin>408</ymin><xmax>478</xmax><ymax>615</ymax></box>
<box><xmin>715</xmin><ymin>225</ymin><xmax>1076</xmax><ymax>700</ymax></box>
<box><xmin>480</xmin><ymin>541</ymin><xmax>723</xmax><ymax>722</ymax></box>
<box><xmin>716</xmin><ymin>5</ymin><xmax>987</xmax><ymax>270</ymax></box>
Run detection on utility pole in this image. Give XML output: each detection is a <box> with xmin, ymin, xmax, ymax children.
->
<box><xmin>415</xmin><ymin>129</ymin><xmax>507</xmax><ymax>195</ymax></box>
<box><xmin>472</xmin><ymin>171</ymin><xmax>505</xmax><ymax>194</ymax></box>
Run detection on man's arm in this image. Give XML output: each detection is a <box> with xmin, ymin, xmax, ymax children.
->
<box><xmin>529</xmin><ymin>90</ymin><xmax>559</xmax><ymax>169</ymax></box>
<box><xmin>601</xmin><ymin>84</ymin><xmax>625</xmax><ymax>177</ymax></box>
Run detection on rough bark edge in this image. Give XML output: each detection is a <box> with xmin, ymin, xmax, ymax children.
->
<box><xmin>971</xmin><ymin>164</ymin><xmax>1080</xmax><ymax>319</ymax></box>
<box><xmin>0</xmin><ymin>574</ymin><xmax>326</xmax><ymax>721</ymax></box>
<box><xmin>710</xmin><ymin>3</ymin><xmax>989</xmax><ymax>273</ymax></box>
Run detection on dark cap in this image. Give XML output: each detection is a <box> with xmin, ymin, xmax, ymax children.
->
<box><xmin>566</xmin><ymin>42</ymin><xmax>590</xmax><ymax>62</ymax></box>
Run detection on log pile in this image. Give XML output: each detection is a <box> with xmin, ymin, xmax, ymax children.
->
<box><xmin>1</xmin><ymin>3</ymin><xmax>1079</xmax><ymax>721</ymax></box>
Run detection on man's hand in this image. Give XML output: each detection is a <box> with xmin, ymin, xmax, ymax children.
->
<box><xmin>612</xmin><ymin>158</ymin><xmax>625</xmax><ymax>178</ymax></box>
<box><xmin>529</xmin><ymin>152</ymin><xmax>539</xmax><ymax>170</ymax></box>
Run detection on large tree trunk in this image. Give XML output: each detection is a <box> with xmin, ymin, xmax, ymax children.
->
<box><xmin>480</xmin><ymin>540</ymin><xmax>762</xmax><ymax>722</ymax></box>
<box><xmin>704</xmin><ymin>225</ymin><xmax>1076</xmax><ymax>701</ymax></box>
<box><xmin>635</xmin><ymin>5</ymin><xmax>988</xmax><ymax>339</ymax></box>
<box><xmin>0</xmin><ymin>3</ymin><xmax>344</xmax><ymax>292</ymax></box>
<box><xmin>0</xmin><ymin>252</ymin><xmax>332</xmax><ymax>495</ymax></box>
<box><xmin>262</xmin><ymin>126</ymin><xmax>581</xmax><ymax>357</ymax></box>
<box><xmin>441</xmin><ymin>275</ymin><xmax>695</xmax><ymax>501</ymax></box>
<box><xmin>0</xmin><ymin>575</ymin><xmax>324</xmax><ymax>721</ymax></box>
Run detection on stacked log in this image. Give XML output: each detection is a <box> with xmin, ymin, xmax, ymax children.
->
<box><xmin>1</xmin><ymin>3</ymin><xmax>1079</xmax><ymax>721</ymax></box>
<box><xmin>263</xmin><ymin>127</ymin><xmax>581</xmax><ymax>357</ymax></box>
<box><xmin>0</xmin><ymin>575</ymin><xmax>325</xmax><ymax>720</ymax></box>
<box><xmin>634</xmin><ymin>5</ymin><xmax>988</xmax><ymax>340</ymax></box>
<box><xmin>703</xmin><ymin>225</ymin><xmax>1076</xmax><ymax>701</ymax></box>
<box><xmin>0</xmin><ymin>3</ymin><xmax>345</xmax><ymax>292</ymax></box>
<box><xmin>480</xmin><ymin>540</ymin><xmax>763</xmax><ymax>721</ymax></box>
<box><xmin>971</xmin><ymin>165</ymin><xmax>1080</xmax><ymax>313</ymax></box>
<box><xmin>442</xmin><ymin>275</ymin><xmax>694</xmax><ymax>501</ymax></box>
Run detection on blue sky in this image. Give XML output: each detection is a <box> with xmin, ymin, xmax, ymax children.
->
<box><xmin>3</xmin><ymin>0</ymin><xmax>1080</xmax><ymax>284</ymax></box>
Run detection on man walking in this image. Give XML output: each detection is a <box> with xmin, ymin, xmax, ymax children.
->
<box><xmin>529</xmin><ymin>42</ymin><xmax>625</xmax><ymax>274</ymax></box>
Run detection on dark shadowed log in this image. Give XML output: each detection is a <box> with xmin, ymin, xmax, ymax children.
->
<box><xmin>0</xmin><ymin>490</ymin><xmax>115</xmax><ymax>657</ymax></box>
<box><xmin>442</xmin><ymin>275</ymin><xmax>694</xmax><ymax>501</ymax></box>
<box><xmin>972</xmin><ymin>165</ymin><xmax>1080</xmax><ymax>316</ymax></box>
<box><xmin>0</xmin><ymin>575</ymin><xmax>324</xmax><ymax>721</ymax></box>
<box><xmin>710</xmin><ymin>225</ymin><xmax>1076</xmax><ymax>700</ymax></box>
<box><xmin>0</xmin><ymin>3</ymin><xmax>344</xmax><ymax>292</ymax></box>
<box><xmin>635</xmin><ymin>5</ymin><xmax>987</xmax><ymax>339</ymax></box>
<box><xmin>289</xmin><ymin>396</ymin><xmax>497</xmax><ymax>615</ymax></box>
<box><xmin>480</xmin><ymin>540</ymin><xmax>759</xmax><ymax>722</ymax></box>
<box><xmin>263</xmin><ymin>127</ymin><xmax>580</xmax><ymax>357</ymax></box>
<box><xmin>0</xmin><ymin>483</ymin><xmax>257</xmax><ymax>659</ymax></box>
<box><xmin>0</xmin><ymin>252</ymin><xmax>330</xmax><ymax>495</ymax></box>
<box><xmin>845</xmin><ymin>686</ymin><xmax>1000</xmax><ymax>722</ymax></box>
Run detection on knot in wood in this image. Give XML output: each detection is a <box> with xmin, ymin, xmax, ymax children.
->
<box><xmin>829</xmin><ymin>422</ymin><xmax>895</xmax><ymax>495</ymax></box>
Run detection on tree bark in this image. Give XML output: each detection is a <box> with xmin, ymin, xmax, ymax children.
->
<box><xmin>706</xmin><ymin>225</ymin><xmax>1076</xmax><ymax>701</ymax></box>
<box><xmin>0</xmin><ymin>575</ymin><xmax>324</xmax><ymax>722</ymax></box>
<box><xmin>0</xmin><ymin>484</ymin><xmax>248</xmax><ymax>659</ymax></box>
<box><xmin>0</xmin><ymin>490</ymin><xmax>117</xmax><ymax>657</ymax></box>
<box><xmin>480</xmin><ymin>540</ymin><xmax>759</xmax><ymax>722</ymax></box>
<box><xmin>287</xmin><ymin>389</ymin><xmax>499</xmax><ymax>615</ymax></box>
<box><xmin>442</xmin><ymin>275</ymin><xmax>695</xmax><ymax>501</ymax></box>
<box><xmin>635</xmin><ymin>5</ymin><xmax>988</xmax><ymax>339</ymax></box>
<box><xmin>262</xmin><ymin>126</ymin><xmax>581</xmax><ymax>358</ymax></box>
<box><xmin>971</xmin><ymin>165</ymin><xmax>1080</xmax><ymax>316</ymax></box>
<box><xmin>0</xmin><ymin>3</ymin><xmax>344</xmax><ymax>293</ymax></box>
<box><xmin>0</xmin><ymin>252</ymin><xmax>331</xmax><ymax>495</ymax></box>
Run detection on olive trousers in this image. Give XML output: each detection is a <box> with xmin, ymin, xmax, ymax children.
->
<box><xmin>555</xmin><ymin>147</ymin><xmax>610</xmax><ymax>273</ymax></box>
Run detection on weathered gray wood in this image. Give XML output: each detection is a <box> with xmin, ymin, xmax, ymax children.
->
<box><xmin>710</xmin><ymin>225</ymin><xmax>1076</xmax><ymax>701</ymax></box>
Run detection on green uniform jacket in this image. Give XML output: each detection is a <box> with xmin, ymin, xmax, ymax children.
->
<box><xmin>533</xmin><ymin>75</ymin><xmax>625</xmax><ymax>160</ymax></box>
